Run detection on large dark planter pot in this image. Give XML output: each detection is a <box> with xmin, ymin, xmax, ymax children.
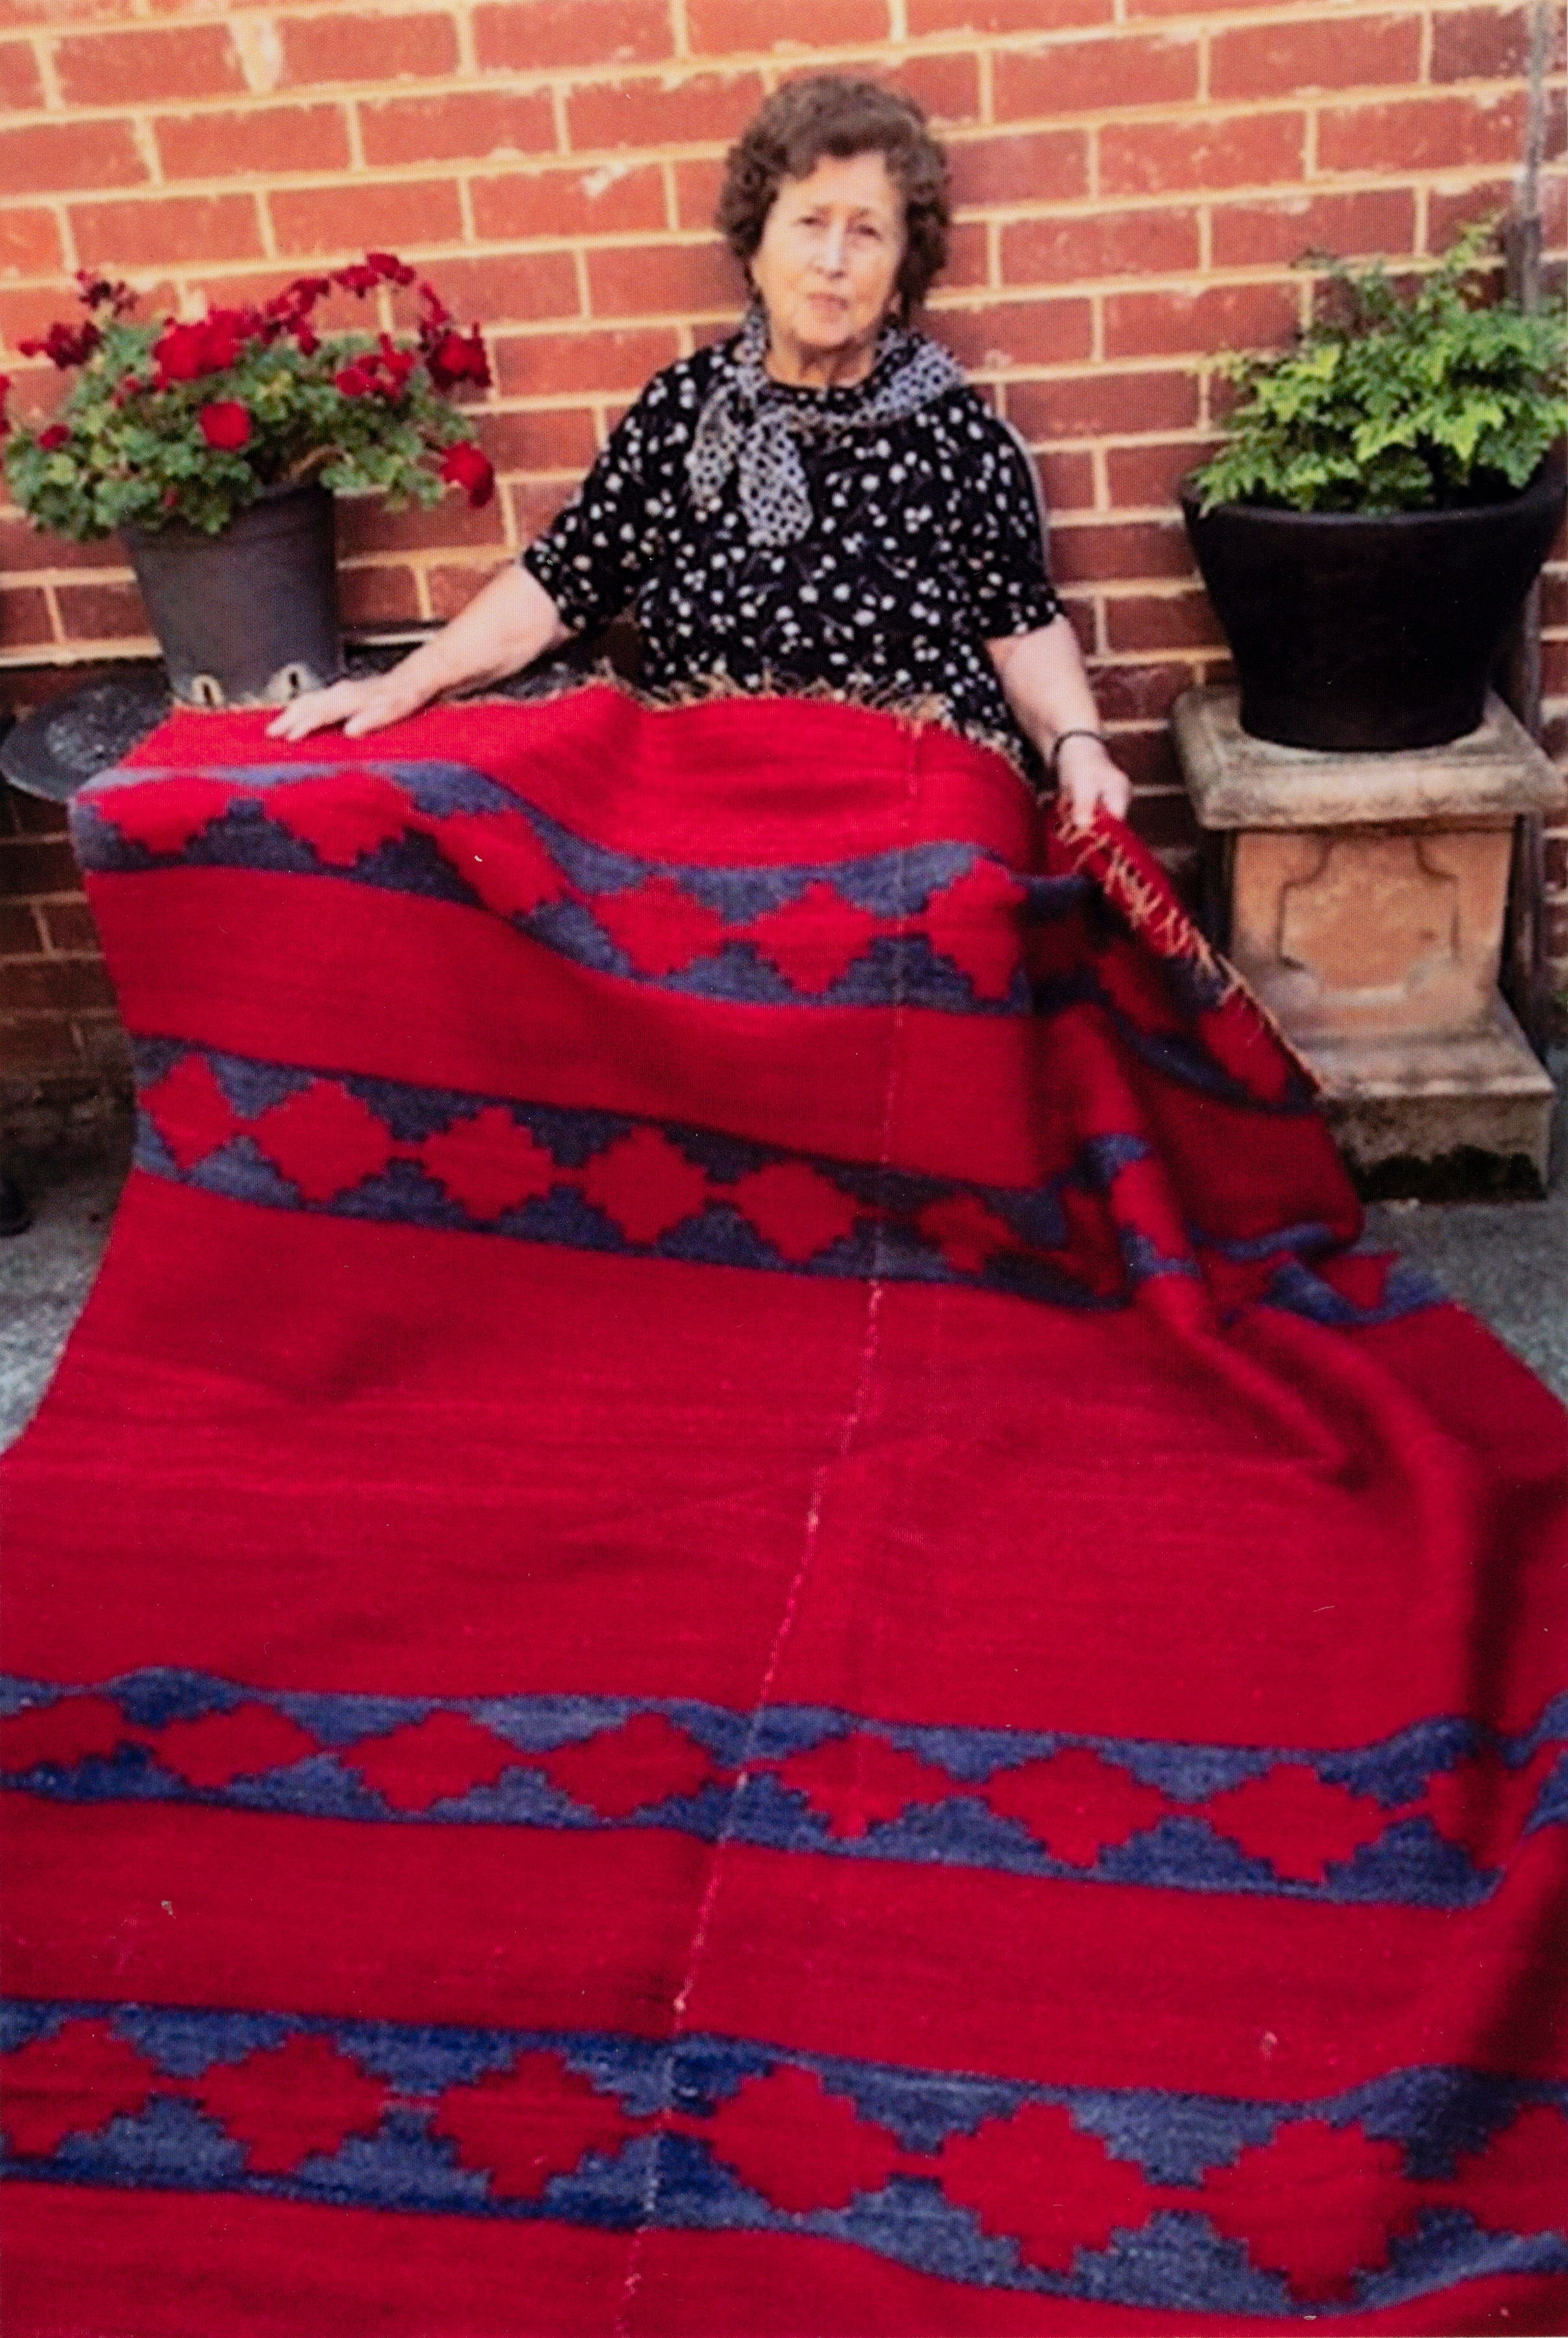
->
<box><xmin>121</xmin><ymin>478</ymin><xmax>343</xmax><ymax>709</ymax></box>
<box><xmin>1180</xmin><ymin>454</ymin><xmax>1567</xmax><ymax>751</ymax></box>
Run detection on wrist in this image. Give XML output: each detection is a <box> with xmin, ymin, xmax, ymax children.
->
<box><xmin>1049</xmin><ymin>727</ymin><xmax>1108</xmax><ymax>782</ymax></box>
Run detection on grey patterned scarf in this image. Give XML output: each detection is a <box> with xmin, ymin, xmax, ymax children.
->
<box><xmin>687</xmin><ymin>303</ymin><xmax>964</xmax><ymax>547</ymax></box>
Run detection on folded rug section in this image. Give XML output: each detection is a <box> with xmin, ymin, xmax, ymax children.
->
<box><xmin>2</xmin><ymin>686</ymin><xmax>1565</xmax><ymax>2337</ymax></box>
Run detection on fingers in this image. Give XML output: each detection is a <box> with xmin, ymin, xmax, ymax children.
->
<box><xmin>264</xmin><ymin>682</ymin><xmax>369</xmax><ymax>741</ymax></box>
<box><xmin>1062</xmin><ymin>766</ymin><xmax>1131</xmax><ymax>827</ymax></box>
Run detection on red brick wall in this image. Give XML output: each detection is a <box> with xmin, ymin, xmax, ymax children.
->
<box><xmin>3</xmin><ymin>0</ymin><xmax>1566</xmax><ymax>1119</ymax></box>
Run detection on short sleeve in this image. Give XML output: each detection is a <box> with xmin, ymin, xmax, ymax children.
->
<box><xmin>950</xmin><ymin>403</ymin><xmax>1063</xmax><ymax>642</ymax></box>
<box><xmin>520</xmin><ymin>392</ymin><xmax>662</xmax><ymax>635</ymax></box>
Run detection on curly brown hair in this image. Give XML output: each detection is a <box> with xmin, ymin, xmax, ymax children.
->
<box><xmin>716</xmin><ymin>77</ymin><xmax>951</xmax><ymax>325</ymax></box>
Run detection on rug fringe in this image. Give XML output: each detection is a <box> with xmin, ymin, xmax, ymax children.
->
<box><xmin>1054</xmin><ymin>812</ymin><xmax>1323</xmax><ymax>1092</ymax></box>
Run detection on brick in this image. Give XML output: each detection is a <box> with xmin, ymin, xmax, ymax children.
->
<box><xmin>0</xmin><ymin>839</ymin><xmax>81</xmax><ymax>893</ymax></box>
<box><xmin>1541</xmin><ymin>638</ymin><xmax>1568</xmax><ymax>695</ymax></box>
<box><xmin>336</xmin><ymin>562</ymin><xmax>422</xmax><ymax>625</ymax></box>
<box><xmin>479</xmin><ymin>408</ymin><xmax>600</xmax><ymax>473</ymax></box>
<box><xmin>675</xmin><ymin>158</ymin><xmax>726</xmax><ymax>232</ymax></box>
<box><xmin>0</xmin><ymin>209</ymin><xmax>65</xmax><ymax>279</ymax></box>
<box><xmin>269</xmin><ymin>180</ymin><xmax>464</xmax><ymax>259</ymax></box>
<box><xmin>388</xmin><ymin>251</ymin><xmax>580</xmax><ymax>325</ymax></box>
<box><xmin>493</xmin><ymin>325</ymin><xmax>679</xmax><ymax>397</ymax></box>
<box><xmin>932</xmin><ymin>297</ymin><xmax>1093</xmax><ymax>371</ymax></box>
<box><xmin>1049</xmin><ymin>519</ymin><xmax>1191</xmax><ymax>582</ymax></box>
<box><xmin>1112</xmin><ymin>729</ymin><xmax>1182</xmax><ymax>795</ymax></box>
<box><xmin>1010</xmin><ymin>367</ymin><xmax>1200</xmax><ymax>441</ymax></box>
<box><xmin>939</xmin><ymin>221</ymin><xmax>988</xmax><ymax>292</ymax></box>
<box><xmin>53</xmin><ymin>580</ymin><xmax>152</xmax><ymax>639</ymax></box>
<box><xmin>0</xmin><ymin>1014</ymin><xmax>81</xmax><ymax>1075</ymax></box>
<box><xmin>279</xmin><ymin>10</ymin><xmax>459</xmax><ymax>86</ymax></box>
<box><xmin>1089</xmin><ymin>658</ymin><xmax>1193</xmax><ymax>719</ymax></box>
<box><xmin>907</xmin><ymin>0</ymin><xmax>1110</xmax><ymax>31</ymax></box>
<box><xmin>38</xmin><ymin>901</ymin><xmax>101</xmax><ymax>952</ymax></box>
<box><xmin>475</xmin><ymin>0</ymin><xmax>674</xmax><ymax>70</ymax></box>
<box><xmin>994</xmin><ymin>33</ymin><xmax>1198</xmax><ymax>122</ymax></box>
<box><xmin>360</xmin><ymin>91</ymin><xmax>557</xmax><ymax>171</ymax></box>
<box><xmin>0</xmin><ymin>285</ymin><xmax>88</xmax><ymax>352</ymax></box>
<box><xmin>0</xmin><ymin>955</ymin><xmax>114</xmax><ymax>1014</ymax></box>
<box><xmin>0</xmin><ymin>120</ymin><xmax>148</xmax><ymax>197</ymax></box>
<box><xmin>336</xmin><ymin>491</ymin><xmax>507</xmax><ymax>557</ymax></box>
<box><xmin>1034</xmin><ymin>447</ymin><xmax>1095</xmax><ymax>513</ymax></box>
<box><xmin>68</xmin><ymin>194</ymin><xmax>263</xmax><ymax>269</ymax></box>
<box><xmin>0</xmin><ymin>586</ymin><xmax>54</xmax><ymax>647</ymax></box>
<box><xmin>1541</xmin><ymin>570</ymin><xmax>1568</xmax><ymax>631</ymax></box>
<box><xmin>427</xmin><ymin>563</ymin><xmax>497</xmax><ymax>621</ymax></box>
<box><xmin>0</xmin><ymin>40</ymin><xmax>44</xmax><ymax>110</ymax></box>
<box><xmin>566</xmin><ymin>71</ymin><xmax>765</xmax><ymax>154</ymax></box>
<box><xmin>1212</xmin><ymin>188</ymin><xmax>1417</xmax><ymax>269</ymax></box>
<box><xmin>1122</xmin><ymin>779</ymin><xmax>1198</xmax><ymax>850</ymax></box>
<box><xmin>1211</xmin><ymin>14</ymin><xmax>1421</xmax><ymax>101</ymax></box>
<box><xmin>1432</xmin><ymin>4</ymin><xmax>1563</xmax><ymax>82</ymax></box>
<box><xmin>948</xmin><ymin>131</ymin><xmax>1089</xmax><ymax>210</ymax></box>
<box><xmin>509</xmin><ymin>479</ymin><xmax>577</xmax><ymax>540</ymax></box>
<box><xmin>686</xmin><ymin>0</ymin><xmax>887</xmax><ymax>51</ymax></box>
<box><xmin>471</xmin><ymin>164</ymin><xmax>666</xmax><ymax>243</ymax></box>
<box><xmin>1106</xmin><ymin>439</ymin><xmax>1213</xmax><ymax>507</ymax></box>
<box><xmin>586</xmin><ymin>240</ymin><xmax>740</xmax><ymax>318</ymax></box>
<box><xmin>6</xmin><ymin>791</ymin><xmax>70</xmax><ymax>836</ymax></box>
<box><xmin>1104</xmin><ymin>281</ymin><xmax>1300</xmax><ymax>362</ymax></box>
<box><xmin>1002</xmin><ymin>208</ymin><xmax>1199</xmax><ymax>285</ymax></box>
<box><xmin>155</xmin><ymin>105</ymin><xmax>351</xmax><ymax>184</ymax></box>
<box><xmin>1426</xmin><ymin>177</ymin><xmax>1515</xmax><ymax>251</ymax></box>
<box><xmin>1104</xmin><ymin>588</ymin><xmax>1221</xmax><ymax>651</ymax></box>
<box><xmin>1101</xmin><ymin>112</ymin><xmax>1306</xmax><ymax>198</ymax></box>
<box><xmin>0</xmin><ymin>903</ymin><xmax>43</xmax><ymax>954</ymax></box>
<box><xmin>1316</xmin><ymin>93</ymin><xmax>1526</xmax><ymax>175</ymax></box>
<box><xmin>878</xmin><ymin>51</ymin><xmax>982</xmax><ymax>126</ymax></box>
<box><xmin>55</xmin><ymin>23</ymin><xmax>245</xmax><ymax>105</ymax></box>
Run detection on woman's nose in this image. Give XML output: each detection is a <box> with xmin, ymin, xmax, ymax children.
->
<box><xmin>817</xmin><ymin>221</ymin><xmax>848</xmax><ymax>275</ymax></box>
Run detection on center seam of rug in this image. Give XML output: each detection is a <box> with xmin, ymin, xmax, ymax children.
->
<box><xmin>612</xmin><ymin>730</ymin><xmax>923</xmax><ymax>2332</ymax></box>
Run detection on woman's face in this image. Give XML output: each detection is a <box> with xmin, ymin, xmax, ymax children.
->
<box><xmin>749</xmin><ymin>151</ymin><xmax>906</xmax><ymax>386</ymax></box>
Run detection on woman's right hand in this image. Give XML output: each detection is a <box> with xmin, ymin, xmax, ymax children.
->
<box><xmin>265</xmin><ymin>667</ymin><xmax>434</xmax><ymax>742</ymax></box>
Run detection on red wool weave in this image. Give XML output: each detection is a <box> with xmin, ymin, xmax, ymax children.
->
<box><xmin>1</xmin><ymin>687</ymin><xmax>1564</xmax><ymax>2334</ymax></box>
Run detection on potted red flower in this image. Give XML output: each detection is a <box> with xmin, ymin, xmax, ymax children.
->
<box><xmin>1</xmin><ymin>256</ymin><xmax>497</xmax><ymax>706</ymax></box>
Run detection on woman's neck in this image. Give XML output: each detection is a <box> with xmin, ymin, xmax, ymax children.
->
<box><xmin>763</xmin><ymin>330</ymin><xmax>882</xmax><ymax>391</ymax></box>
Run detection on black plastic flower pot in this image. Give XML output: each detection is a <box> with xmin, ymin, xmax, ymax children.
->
<box><xmin>1180</xmin><ymin>454</ymin><xmax>1567</xmax><ymax>751</ymax></box>
<box><xmin>121</xmin><ymin>479</ymin><xmax>343</xmax><ymax>709</ymax></box>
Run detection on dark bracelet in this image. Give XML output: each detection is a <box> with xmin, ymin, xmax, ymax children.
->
<box><xmin>1049</xmin><ymin>728</ymin><xmax>1108</xmax><ymax>781</ymax></box>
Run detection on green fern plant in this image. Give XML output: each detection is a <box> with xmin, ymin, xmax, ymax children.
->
<box><xmin>1190</xmin><ymin>219</ymin><xmax>1567</xmax><ymax>516</ymax></box>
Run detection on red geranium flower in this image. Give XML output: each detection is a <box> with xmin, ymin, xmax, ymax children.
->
<box><xmin>367</xmin><ymin>251</ymin><xmax>417</xmax><ymax>286</ymax></box>
<box><xmin>0</xmin><ymin>374</ymin><xmax>10</xmax><ymax>435</ymax></box>
<box><xmin>18</xmin><ymin>320</ymin><xmax>101</xmax><ymax>369</ymax></box>
<box><xmin>37</xmin><ymin>422</ymin><xmax>71</xmax><ymax>450</ymax></box>
<box><xmin>425</xmin><ymin>327</ymin><xmax>490</xmax><ymax>392</ymax></box>
<box><xmin>153</xmin><ymin>313</ymin><xmax>244</xmax><ymax>387</ymax></box>
<box><xmin>197</xmin><ymin>399</ymin><xmax>251</xmax><ymax>450</ymax></box>
<box><xmin>334</xmin><ymin>366</ymin><xmax>373</xmax><ymax>399</ymax></box>
<box><xmin>440</xmin><ymin>440</ymin><xmax>494</xmax><ymax>507</ymax></box>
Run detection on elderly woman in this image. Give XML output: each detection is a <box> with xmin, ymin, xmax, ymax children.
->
<box><xmin>269</xmin><ymin>75</ymin><xmax>1128</xmax><ymax>825</ymax></box>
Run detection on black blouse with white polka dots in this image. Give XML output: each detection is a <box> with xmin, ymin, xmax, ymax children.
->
<box><xmin>521</xmin><ymin>334</ymin><xmax>1062</xmax><ymax>756</ymax></box>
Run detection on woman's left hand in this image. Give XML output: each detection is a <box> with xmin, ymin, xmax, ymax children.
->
<box><xmin>1053</xmin><ymin>732</ymin><xmax>1131</xmax><ymax>828</ymax></box>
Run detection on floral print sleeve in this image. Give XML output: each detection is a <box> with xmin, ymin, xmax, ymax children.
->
<box><xmin>951</xmin><ymin>406</ymin><xmax>1062</xmax><ymax>643</ymax></box>
<box><xmin>520</xmin><ymin>390</ymin><xmax>665</xmax><ymax>634</ymax></box>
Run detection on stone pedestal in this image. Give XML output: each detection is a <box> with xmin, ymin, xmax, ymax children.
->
<box><xmin>1172</xmin><ymin>687</ymin><xmax>1567</xmax><ymax>1193</ymax></box>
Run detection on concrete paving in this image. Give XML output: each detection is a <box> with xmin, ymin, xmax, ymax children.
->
<box><xmin>3</xmin><ymin>1062</ymin><xmax>1564</xmax><ymax>1452</ymax></box>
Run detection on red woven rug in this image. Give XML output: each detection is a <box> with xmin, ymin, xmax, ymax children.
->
<box><xmin>3</xmin><ymin>687</ymin><xmax>1565</xmax><ymax>2335</ymax></box>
